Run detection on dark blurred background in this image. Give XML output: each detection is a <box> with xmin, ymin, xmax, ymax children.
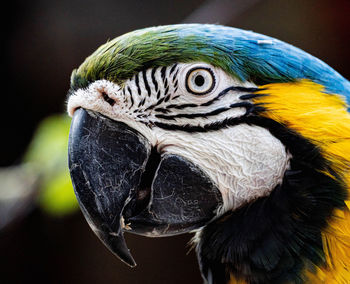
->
<box><xmin>1</xmin><ymin>0</ymin><xmax>349</xmax><ymax>283</ymax></box>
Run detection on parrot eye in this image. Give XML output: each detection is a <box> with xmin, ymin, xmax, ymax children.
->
<box><xmin>185</xmin><ymin>67</ymin><xmax>215</xmax><ymax>95</ymax></box>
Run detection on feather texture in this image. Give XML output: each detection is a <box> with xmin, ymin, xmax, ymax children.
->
<box><xmin>67</xmin><ymin>24</ymin><xmax>350</xmax><ymax>283</ymax></box>
<box><xmin>69</xmin><ymin>24</ymin><xmax>350</xmax><ymax>104</ymax></box>
<box><xmin>253</xmin><ymin>80</ymin><xmax>350</xmax><ymax>283</ymax></box>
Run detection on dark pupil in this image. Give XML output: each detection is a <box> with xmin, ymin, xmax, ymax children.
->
<box><xmin>194</xmin><ymin>75</ymin><xmax>205</xmax><ymax>87</ymax></box>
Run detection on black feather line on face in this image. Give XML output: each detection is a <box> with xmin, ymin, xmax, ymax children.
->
<box><xmin>148</xmin><ymin>86</ymin><xmax>261</xmax><ymax>120</ymax></box>
<box><xmin>142</xmin><ymin>69</ymin><xmax>151</xmax><ymax>96</ymax></box>
<box><xmin>169</xmin><ymin>63</ymin><xmax>178</xmax><ymax>75</ymax></box>
<box><xmin>200</xmin><ymin>86</ymin><xmax>252</xmax><ymax>107</ymax></box>
<box><xmin>196</xmin><ymin>119</ymin><xmax>347</xmax><ymax>284</ymax></box>
<box><xmin>160</xmin><ymin>66</ymin><xmax>167</xmax><ymax>81</ymax></box>
<box><xmin>151</xmin><ymin>104</ymin><xmax>258</xmax><ymax>132</ymax></box>
<box><xmin>135</xmin><ymin>74</ymin><xmax>141</xmax><ymax>96</ymax></box>
<box><xmin>151</xmin><ymin>67</ymin><xmax>159</xmax><ymax>92</ymax></box>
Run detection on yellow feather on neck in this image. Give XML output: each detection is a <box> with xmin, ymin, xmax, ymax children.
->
<box><xmin>229</xmin><ymin>274</ymin><xmax>247</xmax><ymax>284</ymax></box>
<box><xmin>253</xmin><ymin>80</ymin><xmax>350</xmax><ymax>283</ymax></box>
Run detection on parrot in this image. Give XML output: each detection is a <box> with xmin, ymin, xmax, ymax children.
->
<box><xmin>66</xmin><ymin>24</ymin><xmax>350</xmax><ymax>284</ymax></box>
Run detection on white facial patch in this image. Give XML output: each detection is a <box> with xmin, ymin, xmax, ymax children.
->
<box><xmin>67</xmin><ymin>63</ymin><xmax>257</xmax><ymax>130</ymax></box>
<box><xmin>153</xmin><ymin>125</ymin><xmax>290</xmax><ymax>213</ymax></box>
<box><xmin>67</xmin><ymin>62</ymin><xmax>290</xmax><ymax>214</ymax></box>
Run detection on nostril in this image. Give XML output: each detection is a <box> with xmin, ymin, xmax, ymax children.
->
<box><xmin>101</xmin><ymin>91</ymin><xmax>116</xmax><ymax>106</ymax></box>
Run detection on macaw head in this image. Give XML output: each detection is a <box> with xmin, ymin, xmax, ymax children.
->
<box><xmin>67</xmin><ymin>24</ymin><xmax>350</xmax><ymax>283</ymax></box>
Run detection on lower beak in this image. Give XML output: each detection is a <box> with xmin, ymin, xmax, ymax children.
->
<box><xmin>68</xmin><ymin>109</ymin><xmax>222</xmax><ymax>267</ymax></box>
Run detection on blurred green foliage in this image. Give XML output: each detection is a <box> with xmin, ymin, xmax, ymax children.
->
<box><xmin>23</xmin><ymin>114</ymin><xmax>78</xmax><ymax>216</ymax></box>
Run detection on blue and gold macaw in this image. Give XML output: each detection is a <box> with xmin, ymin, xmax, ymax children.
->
<box><xmin>66</xmin><ymin>24</ymin><xmax>350</xmax><ymax>283</ymax></box>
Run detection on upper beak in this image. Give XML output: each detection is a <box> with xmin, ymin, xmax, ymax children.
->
<box><xmin>68</xmin><ymin>109</ymin><xmax>222</xmax><ymax>266</ymax></box>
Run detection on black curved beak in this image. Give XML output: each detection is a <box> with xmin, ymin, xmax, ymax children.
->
<box><xmin>68</xmin><ymin>109</ymin><xmax>222</xmax><ymax>266</ymax></box>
